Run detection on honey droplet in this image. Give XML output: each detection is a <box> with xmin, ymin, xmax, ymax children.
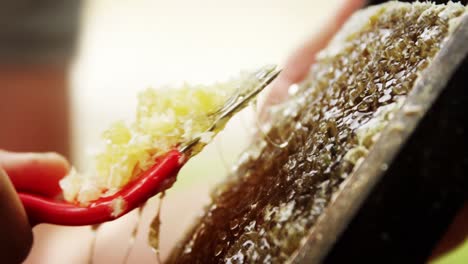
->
<box><xmin>214</xmin><ymin>245</ymin><xmax>224</xmax><ymax>257</ymax></box>
<box><xmin>230</xmin><ymin>219</ymin><xmax>240</xmax><ymax>230</ymax></box>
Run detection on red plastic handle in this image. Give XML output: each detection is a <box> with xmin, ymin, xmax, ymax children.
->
<box><xmin>20</xmin><ymin>149</ymin><xmax>185</xmax><ymax>226</ymax></box>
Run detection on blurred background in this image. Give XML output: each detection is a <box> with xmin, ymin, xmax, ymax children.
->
<box><xmin>0</xmin><ymin>0</ymin><xmax>465</xmax><ymax>263</ymax></box>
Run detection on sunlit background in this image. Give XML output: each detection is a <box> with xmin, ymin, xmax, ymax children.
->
<box><xmin>20</xmin><ymin>0</ymin><xmax>467</xmax><ymax>263</ymax></box>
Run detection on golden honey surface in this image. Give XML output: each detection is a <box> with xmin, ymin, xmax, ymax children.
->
<box><xmin>169</xmin><ymin>3</ymin><xmax>465</xmax><ymax>263</ymax></box>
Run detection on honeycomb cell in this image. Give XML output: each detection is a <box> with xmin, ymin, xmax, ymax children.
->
<box><xmin>168</xmin><ymin>2</ymin><xmax>466</xmax><ymax>263</ymax></box>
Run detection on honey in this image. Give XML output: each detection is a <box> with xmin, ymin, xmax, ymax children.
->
<box><xmin>168</xmin><ymin>2</ymin><xmax>466</xmax><ymax>263</ymax></box>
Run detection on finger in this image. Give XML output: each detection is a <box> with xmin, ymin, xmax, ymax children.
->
<box><xmin>0</xmin><ymin>168</ymin><xmax>33</xmax><ymax>263</ymax></box>
<box><xmin>262</xmin><ymin>0</ymin><xmax>366</xmax><ymax>114</ymax></box>
<box><xmin>0</xmin><ymin>150</ymin><xmax>70</xmax><ymax>198</ymax></box>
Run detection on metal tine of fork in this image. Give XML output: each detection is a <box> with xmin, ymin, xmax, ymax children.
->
<box><xmin>215</xmin><ymin>67</ymin><xmax>280</xmax><ymax>122</ymax></box>
<box><xmin>180</xmin><ymin>67</ymin><xmax>281</xmax><ymax>154</ymax></box>
<box><xmin>209</xmin><ymin>65</ymin><xmax>278</xmax><ymax>117</ymax></box>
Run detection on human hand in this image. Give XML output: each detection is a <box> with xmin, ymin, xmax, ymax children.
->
<box><xmin>0</xmin><ymin>150</ymin><xmax>69</xmax><ymax>263</ymax></box>
<box><xmin>261</xmin><ymin>0</ymin><xmax>365</xmax><ymax>118</ymax></box>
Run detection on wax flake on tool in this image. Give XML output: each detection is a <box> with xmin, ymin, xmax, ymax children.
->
<box><xmin>17</xmin><ymin>66</ymin><xmax>281</xmax><ymax>226</ymax></box>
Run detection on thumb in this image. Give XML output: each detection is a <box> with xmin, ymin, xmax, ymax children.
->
<box><xmin>0</xmin><ymin>168</ymin><xmax>33</xmax><ymax>264</ymax></box>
